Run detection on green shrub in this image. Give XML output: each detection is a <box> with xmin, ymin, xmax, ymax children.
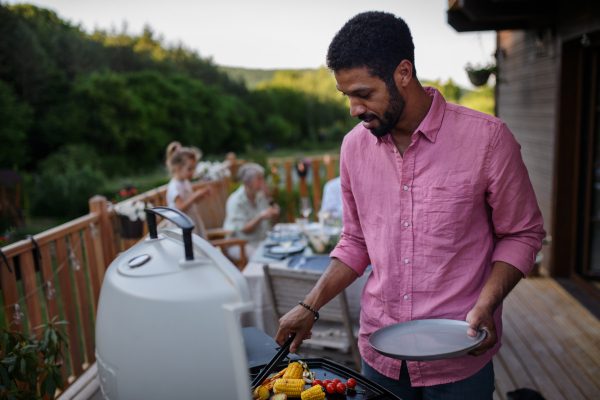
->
<box><xmin>0</xmin><ymin>317</ymin><xmax>68</xmax><ymax>400</ymax></box>
<box><xmin>30</xmin><ymin>145</ymin><xmax>105</xmax><ymax>218</ymax></box>
<box><xmin>0</xmin><ymin>80</ymin><xmax>32</xmax><ymax>169</ymax></box>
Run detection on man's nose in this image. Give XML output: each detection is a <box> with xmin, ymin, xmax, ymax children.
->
<box><xmin>349</xmin><ymin>99</ymin><xmax>367</xmax><ymax>118</ymax></box>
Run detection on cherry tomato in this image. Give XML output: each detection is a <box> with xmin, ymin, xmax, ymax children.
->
<box><xmin>326</xmin><ymin>383</ymin><xmax>337</xmax><ymax>394</ymax></box>
<box><xmin>312</xmin><ymin>379</ymin><xmax>323</xmax><ymax>387</ymax></box>
<box><xmin>332</xmin><ymin>379</ymin><xmax>342</xmax><ymax>384</ymax></box>
<box><xmin>347</xmin><ymin>378</ymin><xmax>357</xmax><ymax>389</ymax></box>
<box><xmin>322</xmin><ymin>379</ymin><xmax>331</xmax><ymax>386</ymax></box>
<box><xmin>336</xmin><ymin>383</ymin><xmax>346</xmax><ymax>393</ymax></box>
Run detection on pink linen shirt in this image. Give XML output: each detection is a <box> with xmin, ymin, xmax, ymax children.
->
<box><xmin>329</xmin><ymin>87</ymin><xmax>545</xmax><ymax>386</ymax></box>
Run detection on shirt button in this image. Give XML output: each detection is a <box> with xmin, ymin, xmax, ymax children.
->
<box><xmin>404</xmin><ymin>222</ymin><xmax>409</xmax><ymax>227</ymax></box>
<box><xmin>404</xmin><ymin>259</ymin><xmax>409</xmax><ymax>263</ymax></box>
<box><xmin>403</xmin><ymin>186</ymin><xmax>408</xmax><ymax>191</ymax></box>
<box><xmin>393</xmin><ymin>148</ymin><xmax>398</xmax><ymax>153</ymax></box>
<box><xmin>404</xmin><ymin>295</ymin><xmax>408</xmax><ymax>300</ymax></box>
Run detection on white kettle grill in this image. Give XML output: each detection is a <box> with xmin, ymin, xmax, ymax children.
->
<box><xmin>95</xmin><ymin>207</ymin><xmax>253</xmax><ymax>400</ymax></box>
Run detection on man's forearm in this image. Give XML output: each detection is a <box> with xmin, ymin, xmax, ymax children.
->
<box><xmin>304</xmin><ymin>258</ymin><xmax>359</xmax><ymax>310</ymax></box>
<box><xmin>475</xmin><ymin>261</ymin><xmax>523</xmax><ymax>313</ymax></box>
<box><xmin>242</xmin><ymin>214</ymin><xmax>263</xmax><ymax>234</ymax></box>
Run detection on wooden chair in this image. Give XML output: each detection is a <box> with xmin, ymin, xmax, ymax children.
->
<box><xmin>191</xmin><ymin>178</ymin><xmax>248</xmax><ymax>269</ymax></box>
<box><xmin>263</xmin><ymin>265</ymin><xmax>362</xmax><ymax>371</ymax></box>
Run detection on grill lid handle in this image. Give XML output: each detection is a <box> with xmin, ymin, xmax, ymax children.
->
<box><xmin>145</xmin><ymin>207</ymin><xmax>195</xmax><ymax>261</ymax></box>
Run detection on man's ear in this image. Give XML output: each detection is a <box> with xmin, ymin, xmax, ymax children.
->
<box><xmin>394</xmin><ymin>59</ymin><xmax>413</xmax><ymax>89</ymax></box>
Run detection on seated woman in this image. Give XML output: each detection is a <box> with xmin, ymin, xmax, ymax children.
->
<box><xmin>224</xmin><ymin>163</ymin><xmax>279</xmax><ymax>259</ymax></box>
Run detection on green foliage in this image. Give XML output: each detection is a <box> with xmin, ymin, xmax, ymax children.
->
<box><xmin>29</xmin><ymin>145</ymin><xmax>106</xmax><ymax>218</ymax></box>
<box><xmin>0</xmin><ymin>316</ymin><xmax>68</xmax><ymax>400</ymax></box>
<box><xmin>0</xmin><ymin>81</ymin><xmax>32</xmax><ymax>169</ymax></box>
<box><xmin>422</xmin><ymin>79</ymin><xmax>494</xmax><ymax>116</ymax></box>
<box><xmin>458</xmin><ymin>84</ymin><xmax>495</xmax><ymax>116</ymax></box>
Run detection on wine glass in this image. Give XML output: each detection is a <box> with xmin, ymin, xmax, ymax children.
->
<box><xmin>300</xmin><ymin>197</ymin><xmax>312</xmax><ymax>219</ymax></box>
<box><xmin>278</xmin><ymin>226</ymin><xmax>294</xmax><ymax>248</ymax></box>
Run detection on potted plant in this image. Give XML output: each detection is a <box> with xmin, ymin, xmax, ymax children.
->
<box><xmin>113</xmin><ymin>200</ymin><xmax>151</xmax><ymax>239</ymax></box>
<box><xmin>194</xmin><ymin>160</ymin><xmax>232</xmax><ymax>181</ymax></box>
<box><xmin>465</xmin><ymin>63</ymin><xmax>497</xmax><ymax>87</ymax></box>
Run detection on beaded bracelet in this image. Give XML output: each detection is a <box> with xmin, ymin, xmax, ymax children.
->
<box><xmin>299</xmin><ymin>301</ymin><xmax>320</xmax><ymax>321</ymax></box>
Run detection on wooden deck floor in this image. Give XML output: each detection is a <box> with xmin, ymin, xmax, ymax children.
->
<box><xmin>493</xmin><ymin>277</ymin><xmax>600</xmax><ymax>400</ymax></box>
<box><xmin>60</xmin><ymin>276</ymin><xmax>600</xmax><ymax>400</ymax></box>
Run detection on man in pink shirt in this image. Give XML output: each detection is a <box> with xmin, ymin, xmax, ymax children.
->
<box><xmin>275</xmin><ymin>11</ymin><xmax>545</xmax><ymax>400</ymax></box>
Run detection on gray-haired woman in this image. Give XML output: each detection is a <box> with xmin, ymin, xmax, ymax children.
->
<box><xmin>223</xmin><ymin>163</ymin><xmax>279</xmax><ymax>260</ymax></box>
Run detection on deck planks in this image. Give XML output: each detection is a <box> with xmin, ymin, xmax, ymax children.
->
<box><xmin>493</xmin><ymin>277</ymin><xmax>600</xmax><ymax>400</ymax></box>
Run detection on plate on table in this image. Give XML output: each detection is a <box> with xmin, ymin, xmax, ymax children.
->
<box><xmin>369</xmin><ymin>319</ymin><xmax>486</xmax><ymax>361</ymax></box>
<box><xmin>268</xmin><ymin>243</ymin><xmax>305</xmax><ymax>254</ymax></box>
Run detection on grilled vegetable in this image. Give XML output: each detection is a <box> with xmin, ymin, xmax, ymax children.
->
<box><xmin>253</xmin><ymin>385</ymin><xmax>270</xmax><ymax>400</ymax></box>
<box><xmin>283</xmin><ymin>362</ymin><xmax>304</xmax><ymax>379</ymax></box>
<box><xmin>301</xmin><ymin>384</ymin><xmax>325</xmax><ymax>400</ymax></box>
<box><xmin>272</xmin><ymin>394</ymin><xmax>288</xmax><ymax>400</ymax></box>
<box><xmin>273</xmin><ymin>379</ymin><xmax>305</xmax><ymax>397</ymax></box>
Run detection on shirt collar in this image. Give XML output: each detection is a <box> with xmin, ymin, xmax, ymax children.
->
<box><xmin>416</xmin><ymin>86</ymin><xmax>446</xmax><ymax>143</ymax></box>
<box><xmin>374</xmin><ymin>86</ymin><xmax>446</xmax><ymax>145</ymax></box>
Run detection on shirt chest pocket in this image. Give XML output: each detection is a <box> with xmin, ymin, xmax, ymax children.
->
<box><xmin>424</xmin><ymin>185</ymin><xmax>474</xmax><ymax>242</ymax></box>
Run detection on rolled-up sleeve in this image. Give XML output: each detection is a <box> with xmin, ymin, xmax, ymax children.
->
<box><xmin>487</xmin><ymin>123</ymin><xmax>546</xmax><ymax>276</ymax></box>
<box><xmin>330</xmin><ymin>139</ymin><xmax>371</xmax><ymax>276</ymax></box>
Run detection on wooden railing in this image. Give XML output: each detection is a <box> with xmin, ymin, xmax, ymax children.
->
<box><xmin>0</xmin><ymin>152</ymin><xmax>340</xmax><ymax>394</ymax></box>
<box><xmin>0</xmin><ymin>200</ymin><xmax>108</xmax><ymax>390</ymax></box>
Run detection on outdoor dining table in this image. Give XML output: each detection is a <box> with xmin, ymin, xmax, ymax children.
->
<box><xmin>240</xmin><ymin>240</ymin><xmax>370</xmax><ymax>337</ymax></box>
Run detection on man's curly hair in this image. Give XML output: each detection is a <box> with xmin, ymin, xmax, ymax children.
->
<box><xmin>326</xmin><ymin>11</ymin><xmax>416</xmax><ymax>86</ymax></box>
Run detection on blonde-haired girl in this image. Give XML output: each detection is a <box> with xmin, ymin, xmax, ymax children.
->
<box><xmin>165</xmin><ymin>142</ymin><xmax>212</xmax><ymax>239</ymax></box>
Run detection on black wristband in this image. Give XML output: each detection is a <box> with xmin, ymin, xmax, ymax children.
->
<box><xmin>299</xmin><ymin>301</ymin><xmax>319</xmax><ymax>321</ymax></box>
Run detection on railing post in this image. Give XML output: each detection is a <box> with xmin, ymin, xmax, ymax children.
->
<box><xmin>226</xmin><ymin>152</ymin><xmax>238</xmax><ymax>179</ymax></box>
<box><xmin>312</xmin><ymin>158</ymin><xmax>322</xmax><ymax>221</ymax></box>
<box><xmin>284</xmin><ymin>160</ymin><xmax>294</xmax><ymax>222</ymax></box>
<box><xmin>89</xmin><ymin>196</ymin><xmax>116</xmax><ymax>269</ymax></box>
<box><xmin>324</xmin><ymin>155</ymin><xmax>336</xmax><ymax>182</ymax></box>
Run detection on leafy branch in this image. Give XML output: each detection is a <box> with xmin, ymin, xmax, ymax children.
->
<box><xmin>0</xmin><ymin>316</ymin><xmax>68</xmax><ymax>400</ymax></box>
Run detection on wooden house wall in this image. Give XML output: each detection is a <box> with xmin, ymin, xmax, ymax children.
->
<box><xmin>496</xmin><ymin>30</ymin><xmax>560</xmax><ymax>273</ymax></box>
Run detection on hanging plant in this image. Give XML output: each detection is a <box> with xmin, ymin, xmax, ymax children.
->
<box><xmin>465</xmin><ymin>63</ymin><xmax>497</xmax><ymax>87</ymax></box>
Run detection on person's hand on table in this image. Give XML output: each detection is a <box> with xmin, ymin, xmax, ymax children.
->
<box><xmin>275</xmin><ymin>305</ymin><xmax>314</xmax><ymax>354</ymax></box>
<box><xmin>466</xmin><ymin>305</ymin><xmax>498</xmax><ymax>356</ymax></box>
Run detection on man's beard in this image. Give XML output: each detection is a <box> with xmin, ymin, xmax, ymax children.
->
<box><xmin>359</xmin><ymin>84</ymin><xmax>405</xmax><ymax>138</ymax></box>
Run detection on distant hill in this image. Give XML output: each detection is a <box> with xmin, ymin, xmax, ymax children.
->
<box><xmin>218</xmin><ymin>66</ymin><xmax>317</xmax><ymax>89</ymax></box>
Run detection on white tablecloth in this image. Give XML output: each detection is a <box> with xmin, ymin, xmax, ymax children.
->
<box><xmin>241</xmin><ymin>248</ymin><xmax>370</xmax><ymax>337</ymax></box>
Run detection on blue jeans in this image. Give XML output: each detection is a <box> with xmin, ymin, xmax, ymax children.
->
<box><xmin>362</xmin><ymin>359</ymin><xmax>495</xmax><ymax>400</ymax></box>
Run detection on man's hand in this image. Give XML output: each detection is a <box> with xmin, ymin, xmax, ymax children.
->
<box><xmin>466</xmin><ymin>305</ymin><xmax>498</xmax><ymax>356</ymax></box>
<box><xmin>275</xmin><ymin>306</ymin><xmax>315</xmax><ymax>354</ymax></box>
<box><xmin>259</xmin><ymin>207</ymin><xmax>278</xmax><ymax>221</ymax></box>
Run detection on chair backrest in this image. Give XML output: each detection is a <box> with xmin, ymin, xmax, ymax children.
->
<box><xmin>263</xmin><ymin>266</ymin><xmax>351</xmax><ymax>323</ymax></box>
<box><xmin>263</xmin><ymin>265</ymin><xmax>362</xmax><ymax>372</ymax></box>
<box><xmin>191</xmin><ymin>177</ymin><xmax>230</xmax><ymax>230</ymax></box>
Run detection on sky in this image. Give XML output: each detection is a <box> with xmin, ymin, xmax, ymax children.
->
<box><xmin>8</xmin><ymin>0</ymin><xmax>496</xmax><ymax>88</ymax></box>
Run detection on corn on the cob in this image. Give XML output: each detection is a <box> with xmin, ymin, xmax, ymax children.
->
<box><xmin>301</xmin><ymin>384</ymin><xmax>325</xmax><ymax>400</ymax></box>
<box><xmin>283</xmin><ymin>362</ymin><xmax>303</xmax><ymax>379</ymax></box>
<box><xmin>273</xmin><ymin>379</ymin><xmax>305</xmax><ymax>397</ymax></box>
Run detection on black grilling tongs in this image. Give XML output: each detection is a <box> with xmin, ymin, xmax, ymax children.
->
<box><xmin>250</xmin><ymin>333</ymin><xmax>297</xmax><ymax>389</ymax></box>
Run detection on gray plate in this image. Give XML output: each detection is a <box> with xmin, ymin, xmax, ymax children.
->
<box><xmin>369</xmin><ymin>319</ymin><xmax>486</xmax><ymax>361</ymax></box>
